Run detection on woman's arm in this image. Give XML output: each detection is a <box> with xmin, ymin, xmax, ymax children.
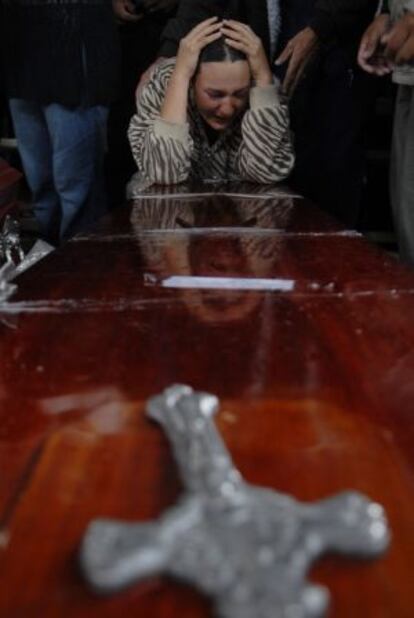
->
<box><xmin>222</xmin><ymin>21</ymin><xmax>294</xmax><ymax>183</ymax></box>
<box><xmin>239</xmin><ymin>86</ymin><xmax>295</xmax><ymax>183</ymax></box>
<box><xmin>128</xmin><ymin>17</ymin><xmax>222</xmax><ymax>186</ymax></box>
<box><xmin>128</xmin><ymin>61</ymin><xmax>194</xmax><ymax>186</ymax></box>
<box><xmin>161</xmin><ymin>17</ymin><xmax>221</xmax><ymax>123</ymax></box>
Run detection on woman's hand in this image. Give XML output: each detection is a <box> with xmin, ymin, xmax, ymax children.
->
<box><xmin>174</xmin><ymin>17</ymin><xmax>223</xmax><ymax>81</ymax></box>
<box><xmin>161</xmin><ymin>17</ymin><xmax>221</xmax><ymax>125</ymax></box>
<box><xmin>221</xmin><ymin>20</ymin><xmax>273</xmax><ymax>87</ymax></box>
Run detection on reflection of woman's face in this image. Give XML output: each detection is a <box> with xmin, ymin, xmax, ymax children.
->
<box><xmin>189</xmin><ymin>236</ymin><xmax>247</xmax><ymax>278</ymax></box>
<box><xmin>193</xmin><ymin>60</ymin><xmax>250</xmax><ymax>131</ymax></box>
<box><xmin>187</xmin><ymin>236</ymin><xmax>253</xmax><ymax>321</ymax></box>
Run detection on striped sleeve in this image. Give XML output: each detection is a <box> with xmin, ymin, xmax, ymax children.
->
<box><xmin>127</xmin><ymin>63</ymin><xmax>194</xmax><ymax>186</ymax></box>
<box><xmin>236</xmin><ymin>85</ymin><xmax>295</xmax><ymax>184</ymax></box>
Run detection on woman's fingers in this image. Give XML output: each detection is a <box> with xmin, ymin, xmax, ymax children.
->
<box><xmin>181</xmin><ymin>17</ymin><xmax>222</xmax><ymax>56</ymax></box>
<box><xmin>187</xmin><ymin>21</ymin><xmax>222</xmax><ymax>50</ymax></box>
<box><xmin>221</xmin><ymin>26</ymin><xmax>243</xmax><ymax>40</ymax></box>
<box><xmin>189</xmin><ymin>25</ymin><xmax>222</xmax><ymax>54</ymax></box>
<box><xmin>223</xmin><ymin>20</ymin><xmax>272</xmax><ymax>86</ymax></box>
<box><xmin>224</xmin><ymin>38</ymin><xmax>247</xmax><ymax>52</ymax></box>
<box><xmin>222</xmin><ymin>19</ymin><xmax>252</xmax><ymax>35</ymax></box>
<box><xmin>221</xmin><ymin>27</ymin><xmax>250</xmax><ymax>45</ymax></box>
<box><xmin>176</xmin><ymin>16</ymin><xmax>223</xmax><ymax>80</ymax></box>
<box><xmin>222</xmin><ymin>33</ymin><xmax>251</xmax><ymax>53</ymax></box>
<box><xmin>176</xmin><ymin>17</ymin><xmax>222</xmax><ymax>80</ymax></box>
<box><xmin>221</xmin><ymin>24</ymin><xmax>261</xmax><ymax>56</ymax></box>
<box><xmin>186</xmin><ymin>16</ymin><xmax>221</xmax><ymax>41</ymax></box>
<box><xmin>193</xmin><ymin>21</ymin><xmax>223</xmax><ymax>41</ymax></box>
<box><xmin>201</xmin><ymin>30</ymin><xmax>223</xmax><ymax>47</ymax></box>
<box><xmin>221</xmin><ymin>22</ymin><xmax>256</xmax><ymax>45</ymax></box>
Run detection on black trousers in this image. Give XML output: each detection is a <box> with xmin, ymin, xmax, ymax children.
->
<box><xmin>276</xmin><ymin>0</ymin><xmax>375</xmax><ymax>227</ymax></box>
<box><xmin>106</xmin><ymin>14</ymin><xmax>172</xmax><ymax>207</ymax></box>
<box><xmin>288</xmin><ymin>52</ymin><xmax>374</xmax><ymax>227</ymax></box>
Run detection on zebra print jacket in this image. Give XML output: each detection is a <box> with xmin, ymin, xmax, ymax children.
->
<box><xmin>127</xmin><ymin>60</ymin><xmax>294</xmax><ymax>195</ymax></box>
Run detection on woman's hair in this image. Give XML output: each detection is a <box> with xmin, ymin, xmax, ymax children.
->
<box><xmin>199</xmin><ymin>36</ymin><xmax>247</xmax><ymax>65</ymax></box>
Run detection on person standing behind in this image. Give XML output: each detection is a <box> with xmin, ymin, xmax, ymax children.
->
<box><xmin>106</xmin><ymin>0</ymin><xmax>178</xmax><ymax>207</ymax></box>
<box><xmin>359</xmin><ymin>0</ymin><xmax>414</xmax><ymax>265</ymax></box>
<box><xmin>1</xmin><ymin>0</ymin><xmax>122</xmax><ymax>246</ymax></box>
<box><xmin>274</xmin><ymin>0</ymin><xmax>377</xmax><ymax>226</ymax></box>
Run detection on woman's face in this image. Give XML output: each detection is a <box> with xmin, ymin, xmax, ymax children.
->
<box><xmin>193</xmin><ymin>60</ymin><xmax>251</xmax><ymax>131</ymax></box>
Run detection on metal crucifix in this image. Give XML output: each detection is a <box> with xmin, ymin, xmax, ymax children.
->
<box><xmin>80</xmin><ymin>385</ymin><xmax>390</xmax><ymax>618</ymax></box>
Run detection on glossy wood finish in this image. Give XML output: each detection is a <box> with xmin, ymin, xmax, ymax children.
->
<box><xmin>1</xmin><ymin>183</ymin><xmax>414</xmax><ymax>617</ymax></box>
<box><xmin>0</xmin><ymin>158</ymin><xmax>21</xmax><ymax>221</ymax></box>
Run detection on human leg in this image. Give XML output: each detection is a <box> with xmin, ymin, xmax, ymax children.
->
<box><xmin>390</xmin><ymin>85</ymin><xmax>414</xmax><ymax>266</ymax></box>
<box><xmin>9</xmin><ymin>98</ymin><xmax>60</xmax><ymax>243</ymax></box>
<box><xmin>106</xmin><ymin>16</ymin><xmax>168</xmax><ymax>207</ymax></box>
<box><xmin>289</xmin><ymin>53</ymin><xmax>373</xmax><ymax>228</ymax></box>
<box><xmin>45</xmin><ymin>103</ymin><xmax>108</xmax><ymax>241</ymax></box>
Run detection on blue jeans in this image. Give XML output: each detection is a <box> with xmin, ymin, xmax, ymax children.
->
<box><xmin>9</xmin><ymin>99</ymin><xmax>108</xmax><ymax>244</ymax></box>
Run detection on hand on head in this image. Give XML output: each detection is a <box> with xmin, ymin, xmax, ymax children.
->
<box><xmin>175</xmin><ymin>17</ymin><xmax>272</xmax><ymax>87</ymax></box>
<box><xmin>175</xmin><ymin>17</ymin><xmax>223</xmax><ymax>80</ymax></box>
<box><xmin>221</xmin><ymin>20</ymin><xmax>273</xmax><ymax>87</ymax></box>
<box><xmin>166</xmin><ymin>17</ymin><xmax>270</xmax><ymax>131</ymax></box>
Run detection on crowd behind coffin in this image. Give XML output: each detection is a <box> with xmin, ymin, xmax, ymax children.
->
<box><xmin>1</xmin><ymin>0</ymin><xmax>414</xmax><ymax>264</ymax></box>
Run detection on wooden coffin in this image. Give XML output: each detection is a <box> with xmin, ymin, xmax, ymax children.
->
<box><xmin>0</xmin><ymin>183</ymin><xmax>413</xmax><ymax>617</ymax></box>
<box><xmin>0</xmin><ymin>158</ymin><xmax>21</xmax><ymax>222</ymax></box>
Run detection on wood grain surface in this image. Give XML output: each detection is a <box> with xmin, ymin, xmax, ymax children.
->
<box><xmin>0</xmin><ymin>184</ymin><xmax>413</xmax><ymax>617</ymax></box>
<box><xmin>0</xmin><ymin>158</ymin><xmax>21</xmax><ymax>222</ymax></box>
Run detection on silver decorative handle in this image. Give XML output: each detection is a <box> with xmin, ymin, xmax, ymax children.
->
<box><xmin>0</xmin><ymin>215</ymin><xmax>24</xmax><ymax>265</ymax></box>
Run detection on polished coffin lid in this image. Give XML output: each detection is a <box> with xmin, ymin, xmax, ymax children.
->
<box><xmin>0</xmin><ymin>158</ymin><xmax>21</xmax><ymax>221</ymax></box>
<box><xmin>0</xmin><ymin>183</ymin><xmax>413</xmax><ymax>617</ymax></box>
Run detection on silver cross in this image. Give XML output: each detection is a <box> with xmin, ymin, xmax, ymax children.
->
<box><xmin>80</xmin><ymin>385</ymin><xmax>390</xmax><ymax>618</ymax></box>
